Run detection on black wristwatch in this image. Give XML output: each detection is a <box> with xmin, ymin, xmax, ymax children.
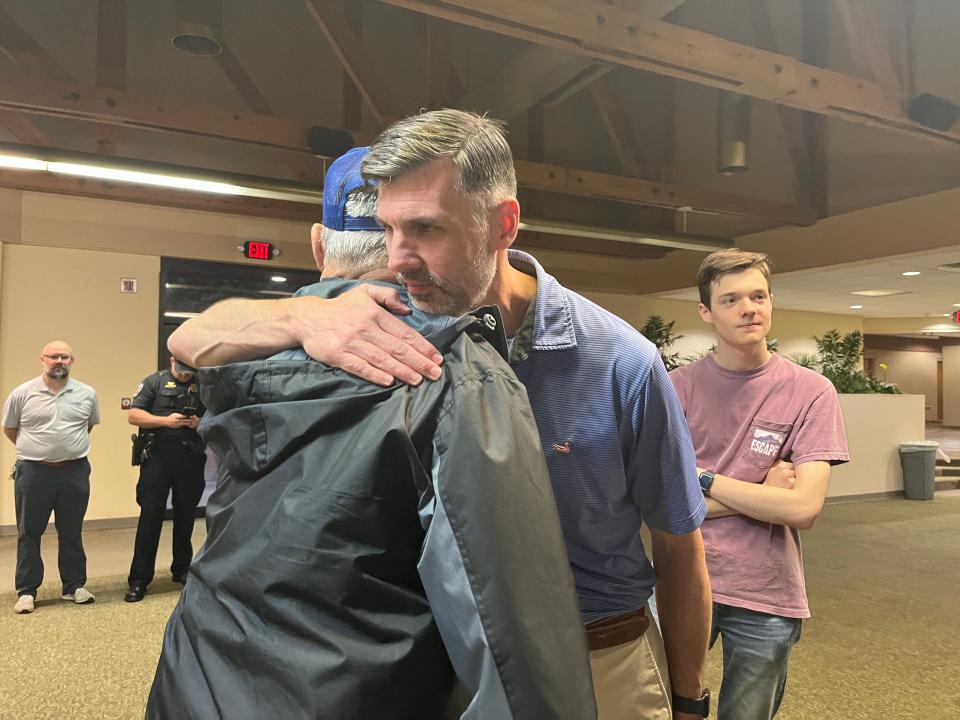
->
<box><xmin>698</xmin><ymin>470</ymin><xmax>716</xmax><ymax>496</ymax></box>
<box><xmin>672</xmin><ymin>688</ymin><xmax>710</xmax><ymax>717</ymax></box>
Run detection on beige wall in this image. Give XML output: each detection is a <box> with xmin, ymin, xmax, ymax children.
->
<box><xmin>0</xmin><ymin>244</ymin><xmax>160</xmax><ymax>526</ymax></box>
<box><xmin>830</xmin><ymin>395</ymin><xmax>926</xmax><ymax>497</ymax></box>
<box><xmin>0</xmin><ymin>187</ymin><xmax>887</xmax><ymax>525</ymax></box>
<box><xmin>0</xmin><ymin>189</ymin><xmax>315</xmax><ymax>528</ymax></box>
<box><xmin>862</xmin><ymin>349</ymin><xmax>940</xmax><ymax>422</ymax></box>
<box><xmin>581</xmin><ymin>291</ymin><xmax>863</xmax><ymax>361</ymax></box>
<box><xmin>943</xmin><ymin>346</ymin><xmax>960</xmax><ymax>427</ymax></box>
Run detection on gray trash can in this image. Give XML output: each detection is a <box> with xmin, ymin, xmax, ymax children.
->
<box><xmin>899</xmin><ymin>441</ymin><xmax>938</xmax><ymax>500</ymax></box>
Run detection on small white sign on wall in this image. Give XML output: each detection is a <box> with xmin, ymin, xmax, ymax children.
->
<box><xmin>120</xmin><ymin>278</ymin><xmax>138</xmax><ymax>294</ymax></box>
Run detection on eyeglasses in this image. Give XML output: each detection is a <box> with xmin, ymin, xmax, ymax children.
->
<box><xmin>42</xmin><ymin>354</ymin><xmax>74</xmax><ymax>361</ymax></box>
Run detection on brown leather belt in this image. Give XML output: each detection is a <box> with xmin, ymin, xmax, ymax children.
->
<box><xmin>35</xmin><ymin>458</ymin><xmax>84</xmax><ymax>467</ymax></box>
<box><xmin>585</xmin><ymin>607</ymin><xmax>650</xmax><ymax>652</ymax></box>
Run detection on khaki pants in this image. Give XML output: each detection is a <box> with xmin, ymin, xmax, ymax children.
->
<box><xmin>589</xmin><ymin>619</ymin><xmax>672</xmax><ymax>720</ymax></box>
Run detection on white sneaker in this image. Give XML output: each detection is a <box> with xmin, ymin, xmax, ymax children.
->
<box><xmin>14</xmin><ymin>595</ymin><xmax>35</xmax><ymax>614</ymax></box>
<box><xmin>61</xmin><ymin>587</ymin><xmax>95</xmax><ymax>604</ymax></box>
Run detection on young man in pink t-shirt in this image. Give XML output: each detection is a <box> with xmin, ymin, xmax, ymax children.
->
<box><xmin>670</xmin><ymin>249</ymin><xmax>849</xmax><ymax>720</ymax></box>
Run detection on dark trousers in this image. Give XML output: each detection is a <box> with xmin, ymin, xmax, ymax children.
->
<box><xmin>128</xmin><ymin>444</ymin><xmax>206</xmax><ymax>587</ymax></box>
<box><xmin>14</xmin><ymin>458</ymin><xmax>91</xmax><ymax>597</ymax></box>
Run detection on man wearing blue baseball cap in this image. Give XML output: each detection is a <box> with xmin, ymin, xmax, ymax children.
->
<box><xmin>148</xmin><ymin>148</ymin><xmax>597</xmax><ymax>720</ymax></box>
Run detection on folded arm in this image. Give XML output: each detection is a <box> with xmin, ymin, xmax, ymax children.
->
<box><xmin>3</xmin><ymin>426</ymin><xmax>16</xmax><ymax>444</ymax></box>
<box><xmin>704</xmin><ymin>460</ymin><xmax>831</xmax><ymax>529</ymax></box>
<box><xmin>168</xmin><ymin>285</ymin><xmax>442</xmax><ymax>385</ymax></box>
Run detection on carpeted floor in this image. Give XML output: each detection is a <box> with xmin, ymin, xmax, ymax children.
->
<box><xmin>1</xmin><ymin>496</ymin><xmax>958</xmax><ymax>719</ymax></box>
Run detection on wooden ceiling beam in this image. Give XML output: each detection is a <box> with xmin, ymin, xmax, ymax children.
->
<box><xmin>96</xmin><ymin>0</ymin><xmax>127</xmax><ymax>91</ymax></box>
<box><xmin>0</xmin><ymin>6</ymin><xmax>74</xmax><ymax>82</ymax></box>
<box><xmin>833</xmin><ymin>0</ymin><xmax>901</xmax><ymax>91</ymax></box>
<box><xmin>514</xmin><ymin>160</ymin><xmax>817</xmax><ymax>225</ymax></box>
<box><xmin>426</xmin><ymin>16</ymin><xmax>466</xmax><ymax>108</ymax></box>
<box><xmin>0</xmin><ymin>75</ymin><xmax>362</xmax><ymax>156</ymax></box>
<box><xmin>456</xmin><ymin>0</ymin><xmax>686</xmax><ymax>122</ymax></box>
<box><xmin>746</xmin><ymin>0</ymin><xmax>813</xmax><ymax>207</ymax></box>
<box><xmin>454</xmin><ymin>47</ymin><xmax>606</xmax><ymax>120</ymax></box>
<box><xmin>303</xmin><ymin>0</ymin><xmax>403</xmax><ymax>128</ymax></box>
<box><xmin>95</xmin><ymin>0</ymin><xmax>127</xmax><ymax>155</ymax></box>
<box><xmin>0</xmin><ymin>110</ymin><xmax>51</xmax><ymax>146</ymax></box>
<box><xmin>374</xmin><ymin>0</ymin><xmax>960</xmax><ymax>147</ymax></box>
<box><xmin>0</xmin><ymin>6</ymin><xmax>72</xmax><ymax>148</ymax></box>
<box><xmin>600</xmin><ymin>0</ymin><xmax>687</xmax><ymax>18</ymax></box>
<box><xmin>216</xmin><ymin>44</ymin><xmax>274</xmax><ymax>116</ymax></box>
<box><xmin>588</xmin><ymin>76</ymin><xmax>650</xmax><ymax>179</ymax></box>
<box><xmin>0</xmin><ymin>77</ymin><xmax>814</xmax><ymax>224</ymax></box>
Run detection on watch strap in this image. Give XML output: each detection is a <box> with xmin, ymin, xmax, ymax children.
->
<box><xmin>671</xmin><ymin>688</ymin><xmax>710</xmax><ymax>716</ymax></box>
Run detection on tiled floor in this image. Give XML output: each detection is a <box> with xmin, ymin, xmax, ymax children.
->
<box><xmin>926</xmin><ymin>422</ymin><xmax>960</xmax><ymax>459</ymax></box>
<box><xmin>0</xmin><ymin>521</ymin><xmax>207</xmax><ymax>593</ymax></box>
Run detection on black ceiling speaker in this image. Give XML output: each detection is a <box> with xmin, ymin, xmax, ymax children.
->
<box><xmin>307</xmin><ymin>127</ymin><xmax>356</xmax><ymax>159</ymax></box>
<box><xmin>907</xmin><ymin>93</ymin><xmax>960</xmax><ymax>132</ymax></box>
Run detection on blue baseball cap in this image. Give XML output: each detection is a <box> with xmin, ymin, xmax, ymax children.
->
<box><xmin>322</xmin><ymin>146</ymin><xmax>382</xmax><ymax>232</ymax></box>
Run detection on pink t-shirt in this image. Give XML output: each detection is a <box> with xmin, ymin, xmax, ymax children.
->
<box><xmin>670</xmin><ymin>353</ymin><xmax>849</xmax><ymax>618</ymax></box>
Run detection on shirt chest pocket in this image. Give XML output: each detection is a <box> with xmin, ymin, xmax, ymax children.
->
<box><xmin>739</xmin><ymin>418</ymin><xmax>793</xmax><ymax>470</ymax></box>
<box><xmin>58</xmin><ymin>399</ymin><xmax>91</xmax><ymax>424</ymax></box>
<box><xmin>156</xmin><ymin>388</ymin><xmax>183</xmax><ymax>412</ymax></box>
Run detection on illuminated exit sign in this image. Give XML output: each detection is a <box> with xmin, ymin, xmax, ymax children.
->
<box><xmin>242</xmin><ymin>240</ymin><xmax>276</xmax><ymax>260</ymax></box>
<box><xmin>954</xmin><ymin>310</ymin><xmax>960</xmax><ymax>324</ymax></box>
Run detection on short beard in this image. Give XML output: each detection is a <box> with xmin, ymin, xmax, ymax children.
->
<box><xmin>399</xmin><ymin>237</ymin><xmax>496</xmax><ymax>317</ymax></box>
<box><xmin>46</xmin><ymin>365</ymin><xmax>70</xmax><ymax>380</ymax></box>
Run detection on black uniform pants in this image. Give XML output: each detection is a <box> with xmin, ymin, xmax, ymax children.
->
<box><xmin>128</xmin><ymin>443</ymin><xmax>206</xmax><ymax>587</ymax></box>
<box><xmin>14</xmin><ymin>458</ymin><xmax>91</xmax><ymax>597</ymax></box>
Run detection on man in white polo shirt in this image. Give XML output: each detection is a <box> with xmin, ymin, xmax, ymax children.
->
<box><xmin>2</xmin><ymin>340</ymin><xmax>101</xmax><ymax>614</ymax></box>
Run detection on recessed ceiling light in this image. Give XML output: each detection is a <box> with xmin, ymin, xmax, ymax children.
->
<box><xmin>954</xmin><ymin>303</ymin><xmax>960</xmax><ymax>308</ymax></box>
<box><xmin>270</xmin><ymin>276</ymin><xmax>287</xmax><ymax>283</ymax></box>
<box><xmin>851</xmin><ymin>289</ymin><xmax>910</xmax><ymax>297</ymax></box>
<box><xmin>849</xmin><ymin>304</ymin><xmax>863</xmax><ymax>309</ymax></box>
<box><xmin>901</xmin><ymin>271</ymin><xmax>921</xmax><ymax>276</ymax></box>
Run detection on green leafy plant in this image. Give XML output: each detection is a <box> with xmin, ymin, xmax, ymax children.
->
<box><xmin>640</xmin><ymin>315</ymin><xmax>685</xmax><ymax>370</ymax></box>
<box><xmin>789</xmin><ymin>330</ymin><xmax>900</xmax><ymax>394</ymax></box>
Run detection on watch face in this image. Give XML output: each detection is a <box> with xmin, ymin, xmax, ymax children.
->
<box><xmin>698</xmin><ymin>471</ymin><xmax>715</xmax><ymax>493</ymax></box>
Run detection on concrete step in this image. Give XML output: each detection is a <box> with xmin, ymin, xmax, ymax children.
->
<box><xmin>935</xmin><ymin>478</ymin><xmax>960</xmax><ymax>491</ymax></box>
<box><xmin>935</xmin><ymin>466</ymin><xmax>960</xmax><ymax>477</ymax></box>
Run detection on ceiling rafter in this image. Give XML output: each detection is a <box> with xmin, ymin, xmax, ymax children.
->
<box><xmin>426</xmin><ymin>16</ymin><xmax>466</xmax><ymax>108</ymax></box>
<box><xmin>833</xmin><ymin>0</ymin><xmax>901</xmax><ymax>91</ymax></box>
<box><xmin>303</xmin><ymin>0</ymin><xmax>403</xmax><ymax>128</ymax></box>
<box><xmin>0</xmin><ymin>6</ymin><xmax>73</xmax><ymax>146</ymax></box>
<box><xmin>0</xmin><ymin>76</ymin><xmax>815</xmax><ymax>225</ymax></box>
<box><xmin>95</xmin><ymin>0</ymin><xmax>127</xmax><ymax>155</ymax></box>
<box><xmin>454</xmin><ymin>47</ymin><xmax>607</xmax><ymax>121</ymax></box>
<box><xmin>456</xmin><ymin>0</ymin><xmax>687</xmax><ymax>122</ymax></box>
<box><xmin>373</xmin><ymin>0</ymin><xmax>960</xmax><ymax>147</ymax></box>
<box><xmin>0</xmin><ymin>6</ymin><xmax>74</xmax><ymax>82</ymax></box>
<box><xmin>588</xmin><ymin>76</ymin><xmax>650</xmax><ymax>179</ymax></box>
<box><xmin>514</xmin><ymin>160</ymin><xmax>816</xmax><ymax>226</ymax></box>
<box><xmin>746</xmin><ymin>0</ymin><xmax>813</xmax><ymax>206</ymax></box>
<box><xmin>216</xmin><ymin>44</ymin><xmax>274</xmax><ymax>116</ymax></box>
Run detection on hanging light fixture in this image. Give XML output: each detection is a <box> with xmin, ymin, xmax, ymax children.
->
<box><xmin>716</xmin><ymin>91</ymin><xmax>750</xmax><ymax>174</ymax></box>
<box><xmin>172</xmin><ymin>0</ymin><xmax>223</xmax><ymax>56</ymax></box>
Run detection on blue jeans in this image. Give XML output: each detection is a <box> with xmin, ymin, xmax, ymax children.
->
<box><xmin>711</xmin><ymin>603</ymin><xmax>802</xmax><ymax>720</ymax></box>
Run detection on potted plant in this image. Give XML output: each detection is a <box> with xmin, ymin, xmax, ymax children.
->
<box><xmin>789</xmin><ymin>330</ymin><xmax>900</xmax><ymax>394</ymax></box>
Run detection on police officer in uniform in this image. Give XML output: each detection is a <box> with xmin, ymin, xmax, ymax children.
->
<box><xmin>124</xmin><ymin>357</ymin><xmax>206</xmax><ymax>602</ymax></box>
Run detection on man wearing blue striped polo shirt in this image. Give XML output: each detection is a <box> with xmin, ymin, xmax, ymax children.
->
<box><xmin>170</xmin><ymin>109</ymin><xmax>711</xmax><ymax>719</ymax></box>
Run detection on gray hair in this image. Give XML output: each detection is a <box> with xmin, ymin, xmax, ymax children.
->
<box><xmin>321</xmin><ymin>189</ymin><xmax>388</xmax><ymax>276</ymax></box>
<box><xmin>361</xmin><ymin>109</ymin><xmax>517</xmax><ymax>226</ymax></box>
